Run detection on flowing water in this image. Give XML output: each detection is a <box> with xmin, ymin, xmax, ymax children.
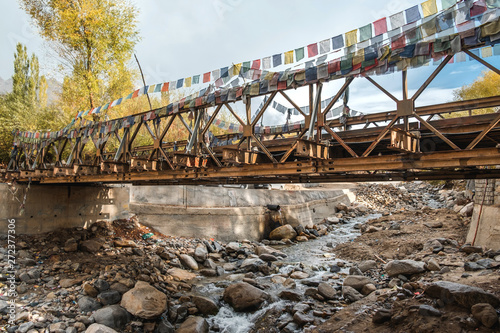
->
<box><xmin>202</xmin><ymin>213</ymin><xmax>381</xmax><ymax>333</ymax></box>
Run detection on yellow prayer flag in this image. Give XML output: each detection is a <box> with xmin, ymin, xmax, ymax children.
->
<box><xmin>345</xmin><ymin>29</ymin><xmax>358</xmax><ymax>47</ymax></box>
<box><xmin>353</xmin><ymin>49</ymin><xmax>365</xmax><ymax>66</ymax></box>
<box><xmin>481</xmin><ymin>46</ymin><xmax>493</xmax><ymax>58</ymax></box>
<box><xmin>185</xmin><ymin>77</ymin><xmax>192</xmax><ymax>87</ymax></box>
<box><xmin>285</xmin><ymin>50</ymin><xmax>294</xmax><ymax>64</ymax></box>
<box><xmin>148</xmin><ymin>85</ymin><xmax>155</xmax><ymax>93</ymax></box>
<box><xmin>264</xmin><ymin>71</ymin><xmax>274</xmax><ymax>80</ymax></box>
<box><xmin>233</xmin><ymin>63</ymin><xmax>242</xmax><ymax>76</ymax></box>
<box><xmin>421</xmin><ymin>0</ymin><xmax>438</xmax><ymax>17</ymax></box>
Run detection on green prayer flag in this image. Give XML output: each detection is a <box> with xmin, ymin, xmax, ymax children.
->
<box><xmin>192</xmin><ymin>75</ymin><xmax>200</xmax><ymax>84</ymax></box>
<box><xmin>295</xmin><ymin>47</ymin><xmax>305</xmax><ymax>61</ymax></box>
<box><xmin>359</xmin><ymin>24</ymin><xmax>372</xmax><ymax>42</ymax></box>
<box><xmin>242</xmin><ymin>61</ymin><xmax>251</xmax><ymax>73</ymax></box>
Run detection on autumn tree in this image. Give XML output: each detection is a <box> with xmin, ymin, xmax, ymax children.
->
<box><xmin>0</xmin><ymin>43</ymin><xmax>61</xmax><ymax>163</ymax></box>
<box><xmin>20</xmin><ymin>0</ymin><xmax>141</xmax><ymax>117</ymax></box>
<box><xmin>453</xmin><ymin>70</ymin><xmax>500</xmax><ymax>115</ymax></box>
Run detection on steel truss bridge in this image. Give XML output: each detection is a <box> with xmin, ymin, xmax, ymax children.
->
<box><xmin>3</xmin><ymin>48</ymin><xmax>500</xmax><ymax>186</ymax></box>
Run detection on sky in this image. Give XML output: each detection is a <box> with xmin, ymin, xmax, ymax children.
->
<box><xmin>1</xmin><ymin>0</ymin><xmax>499</xmax><ymax>123</ymax></box>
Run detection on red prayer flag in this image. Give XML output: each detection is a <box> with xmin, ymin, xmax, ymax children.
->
<box><xmin>328</xmin><ymin>59</ymin><xmax>341</xmax><ymax>73</ymax></box>
<box><xmin>251</xmin><ymin>59</ymin><xmax>261</xmax><ymax>70</ymax></box>
<box><xmin>203</xmin><ymin>72</ymin><xmax>211</xmax><ymax>83</ymax></box>
<box><xmin>391</xmin><ymin>35</ymin><xmax>406</xmax><ymax>49</ymax></box>
<box><xmin>307</xmin><ymin>43</ymin><xmax>319</xmax><ymax>58</ymax></box>
<box><xmin>132</xmin><ymin>89</ymin><xmax>140</xmax><ymax>98</ymax></box>
<box><xmin>373</xmin><ymin>17</ymin><xmax>388</xmax><ymax>36</ymax></box>
<box><xmin>161</xmin><ymin>82</ymin><xmax>169</xmax><ymax>92</ymax></box>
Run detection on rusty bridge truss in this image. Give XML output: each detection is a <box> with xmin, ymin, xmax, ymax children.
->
<box><xmin>3</xmin><ymin>47</ymin><xmax>500</xmax><ymax>185</ymax></box>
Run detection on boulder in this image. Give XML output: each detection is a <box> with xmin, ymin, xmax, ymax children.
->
<box><xmin>358</xmin><ymin>260</ymin><xmax>377</xmax><ymax>272</ymax></box>
<box><xmin>293</xmin><ymin>311</ymin><xmax>314</xmax><ymax>326</ymax></box>
<box><xmin>418</xmin><ymin>305</ymin><xmax>441</xmax><ymax>317</ymax></box>
<box><xmin>259</xmin><ymin>254</ymin><xmax>278</xmax><ymax>262</ymax></box>
<box><xmin>167</xmin><ymin>268</ymin><xmax>197</xmax><ymax>281</ymax></box>
<box><xmin>91</xmin><ymin>305</ymin><xmax>130</xmax><ymax>329</ymax></box>
<box><xmin>223</xmin><ymin>282</ymin><xmax>268</xmax><ymax>312</ymax></box>
<box><xmin>83</xmin><ymin>283</ymin><xmax>99</xmax><ymax>297</ymax></box>
<box><xmin>384</xmin><ymin>260</ymin><xmax>425</xmax><ymax>277</ymax></box>
<box><xmin>425</xmin><ymin>281</ymin><xmax>500</xmax><ymax>309</ymax></box>
<box><xmin>317</xmin><ymin>283</ymin><xmax>337</xmax><ymax>300</ymax></box>
<box><xmin>361</xmin><ymin>284</ymin><xmax>377</xmax><ymax>295</ymax></box>
<box><xmin>290</xmin><ymin>271</ymin><xmax>309</xmax><ymax>279</ymax></box>
<box><xmin>279</xmin><ymin>290</ymin><xmax>303</xmax><ymax>301</ymax></box>
<box><xmin>179</xmin><ymin>254</ymin><xmax>199</xmax><ymax>270</ymax></box>
<box><xmin>459</xmin><ymin>202</ymin><xmax>474</xmax><ymax>216</ymax></box>
<box><xmin>192</xmin><ymin>296</ymin><xmax>219</xmax><ymax>316</ymax></box>
<box><xmin>269</xmin><ymin>225</ymin><xmax>297</xmax><ymax>240</ymax></box>
<box><xmin>460</xmin><ymin>245</ymin><xmax>483</xmax><ymax>254</ymax></box>
<box><xmin>78</xmin><ymin>296</ymin><xmax>102</xmax><ymax>312</ymax></box>
<box><xmin>194</xmin><ymin>244</ymin><xmax>208</xmax><ymax>263</ymax></box>
<box><xmin>175</xmin><ymin>316</ymin><xmax>208</xmax><ymax>333</ymax></box>
<box><xmin>225</xmin><ymin>242</ymin><xmax>242</xmax><ymax>253</ymax></box>
<box><xmin>80</xmin><ymin>239</ymin><xmax>103</xmax><ymax>253</ymax></box>
<box><xmin>120</xmin><ymin>281</ymin><xmax>167</xmax><ymax>319</ymax></box>
<box><xmin>85</xmin><ymin>324</ymin><xmax>119</xmax><ymax>333</ymax></box>
<box><xmin>372</xmin><ymin>308</ymin><xmax>392</xmax><ymax>324</ymax></box>
<box><xmin>94</xmin><ymin>279</ymin><xmax>110</xmax><ymax>292</ymax></box>
<box><xmin>342</xmin><ymin>286</ymin><xmax>363</xmax><ymax>302</ymax></box>
<box><xmin>97</xmin><ymin>290</ymin><xmax>121</xmax><ymax>305</ymax></box>
<box><xmin>343</xmin><ymin>275</ymin><xmax>374</xmax><ymax>291</ymax></box>
<box><xmin>425</xmin><ymin>258</ymin><xmax>441</xmax><ymax>271</ymax></box>
<box><xmin>471</xmin><ymin>303</ymin><xmax>498</xmax><ymax>328</ymax></box>
<box><xmin>296</xmin><ymin>236</ymin><xmax>308</xmax><ymax>242</ymax></box>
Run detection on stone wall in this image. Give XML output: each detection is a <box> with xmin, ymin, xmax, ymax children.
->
<box><xmin>473</xmin><ymin>179</ymin><xmax>500</xmax><ymax>205</ymax></box>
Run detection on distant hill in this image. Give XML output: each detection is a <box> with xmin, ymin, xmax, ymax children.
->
<box><xmin>0</xmin><ymin>76</ymin><xmax>60</xmax><ymax>103</ymax></box>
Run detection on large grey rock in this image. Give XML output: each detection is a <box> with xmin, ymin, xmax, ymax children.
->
<box><xmin>192</xmin><ymin>296</ymin><xmax>219</xmax><ymax>316</ymax></box>
<box><xmin>194</xmin><ymin>244</ymin><xmax>208</xmax><ymax>263</ymax></box>
<box><xmin>343</xmin><ymin>275</ymin><xmax>374</xmax><ymax>291</ymax></box>
<box><xmin>293</xmin><ymin>311</ymin><xmax>314</xmax><ymax>326</ymax></box>
<box><xmin>179</xmin><ymin>254</ymin><xmax>199</xmax><ymax>270</ymax></box>
<box><xmin>85</xmin><ymin>323</ymin><xmax>118</xmax><ymax>333</ymax></box>
<box><xmin>97</xmin><ymin>290</ymin><xmax>121</xmax><ymax>305</ymax></box>
<box><xmin>342</xmin><ymin>286</ymin><xmax>363</xmax><ymax>302</ymax></box>
<box><xmin>269</xmin><ymin>225</ymin><xmax>297</xmax><ymax>240</ymax></box>
<box><xmin>120</xmin><ymin>281</ymin><xmax>167</xmax><ymax>319</ymax></box>
<box><xmin>91</xmin><ymin>305</ymin><xmax>130</xmax><ymax>329</ymax></box>
<box><xmin>425</xmin><ymin>281</ymin><xmax>500</xmax><ymax>309</ymax></box>
<box><xmin>175</xmin><ymin>316</ymin><xmax>208</xmax><ymax>333</ymax></box>
<box><xmin>317</xmin><ymin>283</ymin><xmax>337</xmax><ymax>300</ymax></box>
<box><xmin>225</xmin><ymin>242</ymin><xmax>242</xmax><ymax>253</ymax></box>
<box><xmin>223</xmin><ymin>282</ymin><xmax>269</xmax><ymax>312</ymax></box>
<box><xmin>384</xmin><ymin>260</ymin><xmax>425</xmax><ymax>277</ymax></box>
<box><xmin>358</xmin><ymin>260</ymin><xmax>377</xmax><ymax>272</ymax></box>
<box><xmin>471</xmin><ymin>303</ymin><xmax>498</xmax><ymax>328</ymax></box>
<box><xmin>78</xmin><ymin>296</ymin><xmax>102</xmax><ymax>312</ymax></box>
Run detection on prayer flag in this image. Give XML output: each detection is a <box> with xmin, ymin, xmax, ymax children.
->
<box><xmin>482</xmin><ymin>46</ymin><xmax>493</xmax><ymax>57</ymax></box>
<box><xmin>470</xmin><ymin>0</ymin><xmax>488</xmax><ymax>16</ymax></box>
<box><xmin>307</xmin><ymin>43</ymin><xmax>319</xmax><ymax>57</ymax></box>
<box><xmin>421</xmin><ymin>17</ymin><xmax>438</xmax><ymax>36</ymax></box>
<box><xmin>441</xmin><ymin>0</ymin><xmax>456</xmax><ymax>9</ymax></box>
<box><xmin>359</xmin><ymin>24</ymin><xmax>373</xmax><ymax>42</ymax></box>
<box><xmin>319</xmin><ymin>39</ymin><xmax>331</xmax><ymax>54</ymax></box>
<box><xmin>332</xmin><ymin>35</ymin><xmax>344</xmax><ymax>49</ymax></box>
<box><xmin>203</xmin><ymin>72</ymin><xmax>211</xmax><ymax>83</ymax></box>
<box><xmin>345</xmin><ymin>29</ymin><xmax>358</xmax><ymax>47</ymax></box>
<box><xmin>406</xmin><ymin>5</ymin><xmax>422</xmax><ymax>23</ymax></box>
<box><xmin>295</xmin><ymin>47</ymin><xmax>305</xmax><ymax>61</ymax></box>
<box><xmin>390</xmin><ymin>12</ymin><xmax>405</xmax><ymax>29</ymax></box>
<box><xmin>221</xmin><ymin>66</ymin><xmax>229</xmax><ymax>78</ymax></box>
<box><xmin>176</xmin><ymin>79</ymin><xmax>183</xmax><ymax>89</ymax></box>
<box><xmin>251</xmin><ymin>59</ymin><xmax>261</xmax><ymax>69</ymax></box>
<box><xmin>154</xmin><ymin>83</ymin><xmax>161</xmax><ymax>93</ymax></box>
<box><xmin>285</xmin><ymin>50</ymin><xmax>294</xmax><ymax>64</ymax></box>
<box><xmin>242</xmin><ymin>61</ymin><xmax>251</xmax><ymax>73</ymax></box>
<box><xmin>212</xmin><ymin>69</ymin><xmax>220</xmax><ymax>80</ymax></box>
<box><xmin>437</xmin><ymin>9</ymin><xmax>454</xmax><ymax>31</ymax></box>
<box><xmin>391</xmin><ymin>35</ymin><xmax>406</xmax><ymax>49</ymax></box>
<box><xmin>185</xmin><ymin>77</ymin><xmax>192</xmax><ymax>87</ymax></box>
<box><xmin>262</xmin><ymin>56</ymin><xmax>272</xmax><ymax>69</ymax></box>
<box><xmin>273</xmin><ymin>53</ymin><xmax>282</xmax><ymax>67</ymax></box>
<box><xmin>232</xmin><ymin>64</ymin><xmax>242</xmax><ymax>76</ymax></box>
<box><xmin>192</xmin><ymin>75</ymin><xmax>200</xmax><ymax>84</ymax></box>
<box><xmin>373</xmin><ymin>18</ymin><xmax>388</xmax><ymax>36</ymax></box>
<box><xmin>132</xmin><ymin>89</ymin><xmax>139</xmax><ymax>98</ymax></box>
<box><xmin>421</xmin><ymin>0</ymin><xmax>438</xmax><ymax>17</ymax></box>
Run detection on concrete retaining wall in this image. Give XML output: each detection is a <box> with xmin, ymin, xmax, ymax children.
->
<box><xmin>0</xmin><ymin>183</ymin><xmax>130</xmax><ymax>234</ymax></box>
<box><xmin>466</xmin><ymin>179</ymin><xmax>500</xmax><ymax>250</ymax></box>
<box><xmin>0</xmin><ymin>183</ymin><xmax>352</xmax><ymax>241</ymax></box>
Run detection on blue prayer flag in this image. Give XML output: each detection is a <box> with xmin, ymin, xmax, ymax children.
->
<box><xmin>405</xmin><ymin>5</ymin><xmax>421</xmax><ymax>23</ymax></box>
<box><xmin>332</xmin><ymin>35</ymin><xmax>344</xmax><ymax>49</ymax></box>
